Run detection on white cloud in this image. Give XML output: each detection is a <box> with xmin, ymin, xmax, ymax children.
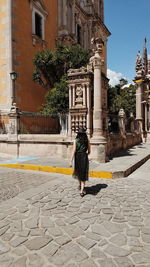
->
<box><xmin>122</xmin><ymin>83</ymin><xmax>133</xmax><ymax>89</ymax></box>
<box><xmin>107</xmin><ymin>69</ymin><xmax>126</xmax><ymax>86</ymax></box>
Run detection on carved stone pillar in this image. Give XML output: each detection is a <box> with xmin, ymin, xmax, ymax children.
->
<box><xmin>135</xmin><ymin>51</ymin><xmax>143</xmax><ymax>133</ymax></box>
<box><xmin>91</xmin><ymin>39</ymin><xmax>106</xmax><ymax>142</ymax></box>
<box><xmin>69</xmin><ymin>85</ymin><xmax>71</xmax><ymax>109</ymax></box>
<box><xmin>89</xmin><ymin>38</ymin><xmax>107</xmax><ymax>162</ymax></box>
<box><xmin>72</xmin><ymin>1</ymin><xmax>75</xmax><ymax>35</ymax></box>
<box><xmin>145</xmin><ymin>103</ymin><xmax>148</xmax><ymax>132</ymax></box>
<box><xmin>92</xmin><ymin>52</ymin><xmax>103</xmax><ymax>138</ymax></box>
<box><xmin>63</xmin><ymin>0</ymin><xmax>67</xmax><ymax>27</ymax></box>
<box><xmin>58</xmin><ymin>0</ymin><xmax>63</xmax><ymax>27</ymax></box>
<box><xmin>136</xmin><ymin>83</ymin><xmax>143</xmax><ymax>133</ymax></box>
<box><xmin>86</xmin><ymin>83</ymin><xmax>91</xmax><ymax>137</ymax></box>
<box><xmin>72</xmin><ymin>84</ymin><xmax>75</xmax><ymax>107</ymax></box>
<box><xmin>83</xmin><ymin>84</ymin><xmax>86</xmax><ymax>107</ymax></box>
<box><xmin>136</xmin><ymin>83</ymin><xmax>142</xmax><ymax>120</ymax></box>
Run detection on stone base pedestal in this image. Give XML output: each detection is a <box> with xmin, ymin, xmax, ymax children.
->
<box><xmin>135</xmin><ymin>118</ymin><xmax>143</xmax><ymax>133</ymax></box>
<box><xmin>90</xmin><ymin>138</ymin><xmax>107</xmax><ymax>163</ymax></box>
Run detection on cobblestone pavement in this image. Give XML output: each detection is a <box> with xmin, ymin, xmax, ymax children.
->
<box><xmin>0</xmin><ymin>168</ymin><xmax>56</xmax><ymax>202</ymax></box>
<box><xmin>0</xmin><ymin>160</ymin><xmax>150</xmax><ymax>266</ymax></box>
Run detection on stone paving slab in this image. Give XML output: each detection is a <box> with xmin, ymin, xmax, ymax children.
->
<box><xmin>0</xmin><ymin>143</ymin><xmax>150</xmax><ymax>178</ymax></box>
<box><xmin>0</xmin><ymin>160</ymin><xmax>150</xmax><ymax>266</ymax></box>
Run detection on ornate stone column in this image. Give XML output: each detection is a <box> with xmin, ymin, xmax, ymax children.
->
<box><xmin>90</xmin><ymin>38</ymin><xmax>107</xmax><ymax>162</ymax></box>
<box><xmin>86</xmin><ymin>83</ymin><xmax>91</xmax><ymax>137</ymax></box>
<box><xmin>135</xmin><ymin>51</ymin><xmax>143</xmax><ymax>133</ymax></box>
<box><xmin>135</xmin><ymin>82</ymin><xmax>143</xmax><ymax>133</ymax></box>
<box><xmin>145</xmin><ymin>103</ymin><xmax>148</xmax><ymax>132</ymax></box>
<box><xmin>91</xmin><ymin>38</ymin><xmax>106</xmax><ymax>142</ymax></box>
<box><xmin>63</xmin><ymin>0</ymin><xmax>67</xmax><ymax>28</ymax></box>
<box><xmin>136</xmin><ymin>83</ymin><xmax>142</xmax><ymax>121</ymax></box>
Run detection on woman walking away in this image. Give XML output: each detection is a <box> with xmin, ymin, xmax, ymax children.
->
<box><xmin>69</xmin><ymin>127</ymin><xmax>91</xmax><ymax>197</ymax></box>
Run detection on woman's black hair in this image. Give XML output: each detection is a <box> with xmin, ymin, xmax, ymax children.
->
<box><xmin>76</xmin><ymin>132</ymin><xmax>88</xmax><ymax>146</ymax></box>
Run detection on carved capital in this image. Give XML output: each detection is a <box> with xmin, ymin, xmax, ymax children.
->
<box><xmin>91</xmin><ymin>37</ymin><xmax>103</xmax><ymax>54</ymax></box>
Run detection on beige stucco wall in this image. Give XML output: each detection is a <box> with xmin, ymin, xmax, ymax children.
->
<box><xmin>0</xmin><ymin>0</ymin><xmax>12</xmax><ymax>111</ymax></box>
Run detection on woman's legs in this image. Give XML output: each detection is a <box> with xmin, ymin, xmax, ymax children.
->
<box><xmin>80</xmin><ymin>181</ymin><xmax>85</xmax><ymax>194</ymax></box>
<box><xmin>78</xmin><ymin>179</ymin><xmax>81</xmax><ymax>189</ymax></box>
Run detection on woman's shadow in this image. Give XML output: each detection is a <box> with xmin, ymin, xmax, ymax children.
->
<box><xmin>85</xmin><ymin>183</ymin><xmax>108</xmax><ymax>195</ymax></box>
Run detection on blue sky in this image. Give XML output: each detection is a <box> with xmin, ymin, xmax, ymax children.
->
<box><xmin>105</xmin><ymin>0</ymin><xmax>150</xmax><ymax>85</ymax></box>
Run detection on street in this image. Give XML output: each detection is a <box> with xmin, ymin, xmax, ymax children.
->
<box><xmin>0</xmin><ymin>160</ymin><xmax>150</xmax><ymax>266</ymax></box>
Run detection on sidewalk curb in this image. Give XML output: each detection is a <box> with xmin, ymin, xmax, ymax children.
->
<box><xmin>112</xmin><ymin>154</ymin><xmax>150</xmax><ymax>178</ymax></box>
<box><xmin>0</xmin><ymin>163</ymin><xmax>113</xmax><ymax>179</ymax></box>
<box><xmin>0</xmin><ymin>153</ymin><xmax>149</xmax><ymax>179</ymax></box>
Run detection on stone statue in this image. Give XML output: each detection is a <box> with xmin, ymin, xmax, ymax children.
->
<box><xmin>118</xmin><ymin>108</ymin><xmax>126</xmax><ymax>138</ymax></box>
<box><xmin>129</xmin><ymin>112</ymin><xmax>135</xmax><ymax>133</ymax></box>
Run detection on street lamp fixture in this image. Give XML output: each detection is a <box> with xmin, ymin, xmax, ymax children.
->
<box><xmin>10</xmin><ymin>71</ymin><xmax>17</xmax><ymax>106</ymax></box>
<box><xmin>10</xmin><ymin>71</ymin><xmax>17</xmax><ymax>81</ymax></box>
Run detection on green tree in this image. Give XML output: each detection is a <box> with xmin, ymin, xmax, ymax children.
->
<box><xmin>33</xmin><ymin>44</ymin><xmax>90</xmax><ymax>114</ymax></box>
<box><xmin>108</xmin><ymin>80</ymin><xmax>136</xmax><ymax>117</ymax></box>
<box><xmin>41</xmin><ymin>76</ymin><xmax>69</xmax><ymax>114</ymax></box>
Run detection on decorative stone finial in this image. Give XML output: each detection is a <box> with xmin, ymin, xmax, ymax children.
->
<box><xmin>118</xmin><ymin>108</ymin><xmax>125</xmax><ymax>118</ymax></box>
<box><xmin>135</xmin><ymin>51</ymin><xmax>143</xmax><ymax>78</ymax></box>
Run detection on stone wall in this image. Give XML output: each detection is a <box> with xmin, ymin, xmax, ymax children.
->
<box><xmin>106</xmin><ymin>133</ymin><xmax>142</xmax><ymax>157</ymax></box>
<box><xmin>0</xmin><ymin>132</ymin><xmax>143</xmax><ymax>161</ymax></box>
<box><xmin>0</xmin><ymin>135</ymin><xmax>72</xmax><ymax>158</ymax></box>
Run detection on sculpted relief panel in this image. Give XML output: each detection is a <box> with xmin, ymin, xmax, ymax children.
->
<box><xmin>75</xmin><ymin>85</ymin><xmax>83</xmax><ymax>107</ymax></box>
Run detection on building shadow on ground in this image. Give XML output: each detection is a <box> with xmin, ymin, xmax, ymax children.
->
<box><xmin>108</xmin><ymin>149</ymin><xmax>136</xmax><ymax>160</ymax></box>
<box><xmin>85</xmin><ymin>183</ymin><xmax>108</xmax><ymax>195</ymax></box>
<box><xmin>108</xmin><ymin>143</ymin><xmax>148</xmax><ymax>161</ymax></box>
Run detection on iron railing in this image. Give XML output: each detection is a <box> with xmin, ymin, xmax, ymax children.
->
<box><xmin>19</xmin><ymin>113</ymin><xmax>60</xmax><ymax>134</ymax></box>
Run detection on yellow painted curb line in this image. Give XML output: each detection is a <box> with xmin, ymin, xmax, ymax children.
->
<box><xmin>0</xmin><ymin>163</ymin><xmax>112</xmax><ymax>179</ymax></box>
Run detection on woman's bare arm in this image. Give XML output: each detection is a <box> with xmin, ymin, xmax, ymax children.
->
<box><xmin>69</xmin><ymin>140</ymin><xmax>76</xmax><ymax>167</ymax></box>
<box><xmin>88</xmin><ymin>139</ymin><xmax>91</xmax><ymax>155</ymax></box>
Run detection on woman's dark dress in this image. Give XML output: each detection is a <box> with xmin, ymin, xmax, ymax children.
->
<box><xmin>73</xmin><ymin>138</ymin><xmax>89</xmax><ymax>181</ymax></box>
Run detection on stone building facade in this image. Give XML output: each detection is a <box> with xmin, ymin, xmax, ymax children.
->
<box><xmin>0</xmin><ymin>0</ymin><xmax>109</xmax><ymax>117</ymax></box>
<box><xmin>135</xmin><ymin>39</ymin><xmax>150</xmax><ymax>141</ymax></box>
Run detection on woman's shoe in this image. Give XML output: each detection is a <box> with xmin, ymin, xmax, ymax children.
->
<box><xmin>80</xmin><ymin>191</ymin><xmax>86</xmax><ymax>197</ymax></box>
